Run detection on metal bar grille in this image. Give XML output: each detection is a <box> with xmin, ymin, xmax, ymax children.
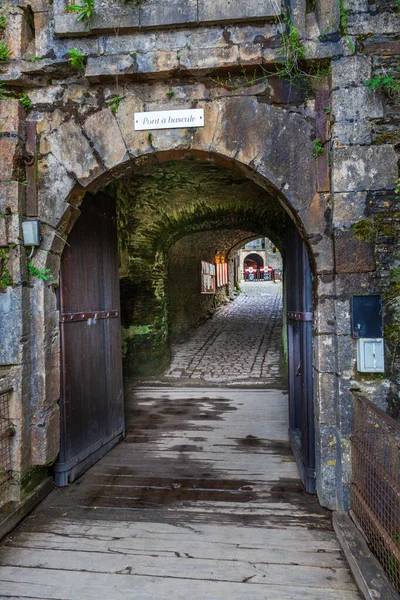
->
<box><xmin>0</xmin><ymin>387</ymin><xmax>13</xmax><ymax>506</ymax></box>
<box><xmin>351</xmin><ymin>393</ymin><xmax>400</xmax><ymax>593</ymax></box>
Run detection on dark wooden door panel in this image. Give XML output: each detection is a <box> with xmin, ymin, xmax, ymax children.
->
<box><xmin>54</xmin><ymin>192</ymin><xmax>125</xmax><ymax>486</ymax></box>
<box><xmin>285</xmin><ymin>218</ymin><xmax>316</xmax><ymax>494</ymax></box>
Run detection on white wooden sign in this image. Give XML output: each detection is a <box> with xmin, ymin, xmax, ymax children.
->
<box><xmin>134</xmin><ymin>108</ymin><xmax>204</xmax><ymax>131</ymax></box>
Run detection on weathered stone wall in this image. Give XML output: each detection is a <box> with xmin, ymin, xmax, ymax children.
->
<box><xmin>0</xmin><ymin>0</ymin><xmax>398</xmax><ymax>512</ymax></box>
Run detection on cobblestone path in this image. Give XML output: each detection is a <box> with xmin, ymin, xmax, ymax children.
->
<box><xmin>165</xmin><ymin>281</ymin><xmax>285</xmax><ymax>387</ymax></box>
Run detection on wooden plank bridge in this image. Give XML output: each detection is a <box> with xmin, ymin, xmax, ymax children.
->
<box><xmin>0</xmin><ymin>387</ymin><xmax>361</xmax><ymax>599</ymax></box>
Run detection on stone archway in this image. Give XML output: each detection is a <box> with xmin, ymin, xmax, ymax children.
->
<box><xmin>28</xmin><ymin>93</ymin><xmax>341</xmax><ymax>509</ymax></box>
<box><xmin>243</xmin><ymin>252</ymin><xmax>264</xmax><ymax>281</ymax></box>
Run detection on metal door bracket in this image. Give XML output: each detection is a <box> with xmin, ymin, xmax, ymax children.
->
<box><xmin>287</xmin><ymin>311</ymin><xmax>313</xmax><ymax>322</ymax></box>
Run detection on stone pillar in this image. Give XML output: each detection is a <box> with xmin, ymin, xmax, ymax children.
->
<box><xmin>0</xmin><ymin>99</ymin><xmax>29</xmax><ymax>502</ymax></box>
<box><xmin>324</xmin><ymin>54</ymin><xmax>399</xmax><ymax>510</ymax></box>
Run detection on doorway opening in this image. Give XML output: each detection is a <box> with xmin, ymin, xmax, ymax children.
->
<box><xmin>243</xmin><ymin>253</ymin><xmax>264</xmax><ymax>281</ymax></box>
<box><xmin>55</xmin><ymin>158</ymin><xmax>316</xmax><ymax>494</ymax></box>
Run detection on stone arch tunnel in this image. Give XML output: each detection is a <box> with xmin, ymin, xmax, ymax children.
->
<box><xmin>111</xmin><ymin>159</ymin><xmax>289</xmax><ymax>377</ymax></box>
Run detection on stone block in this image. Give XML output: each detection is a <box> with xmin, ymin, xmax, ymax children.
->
<box><xmin>331</xmin><ymin>120</ymin><xmax>372</xmax><ymax>146</ymax></box>
<box><xmin>334</xmin><ymin>272</ymin><xmax>374</xmax><ymax>297</ymax></box>
<box><xmin>315</xmin><ymin>273</ymin><xmax>335</xmax><ymax>298</ymax></box>
<box><xmin>333</xmin><ymin>192</ymin><xmax>366</xmax><ymax>228</ymax></box>
<box><xmin>313</xmin><ymin>333</ymin><xmax>338</xmax><ymax>374</ymax></box>
<box><xmin>140</xmin><ymin>0</ymin><xmax>197</xmax><ymax>27</ymax></box>
<box><xmin>31</xmin><ymin>406</ymin><xmax>60</xmax><ymax>466</ymax></box>
<box><xmin>53</xmin><ymin>0</ymin><xmax>90</xmax><ymax>37</ymax></box>
<box><xmin>347</xmin><ymin>13</ymin><xmax>400</xmax><ymax>35</ymax></box>
<box><xmin>0</xmin><ymin>182</ymin><xmax>24</xmax><ymax>214</ymax></box>
<box><xmin>191</xmin><ymin>101</ymin><xmax>220</xmax><ymax>153</ymax></box>
<box><xmin>37</xmin><ymin>153</ymin><xmax>76</xmax><ymax>228</ymax></box>
<box><xmin>0</xmin><ymin>99</ymin><xmax>24</xmax><ymax>138</ymax></box>
<box><xmin>334</xmin><ymin>299</ymin><xmax>352</xmax><ymax>335</ymax></box>
<box><xmin>315</xmin><ymin>423</ymin><xmax>339</xmax><ymax>509</ymax></box>
<box><xmin>314</xmin><ymin>371</ymin><xmax>338</xmax><ymax>427</ymax></box>
<box><xmin>0</xmin><ymin>137</ymin><xmax>21</xmax><ymax>181</ymax></box>
<box><xmin>315</xmin><ymin>0</ymin><xmax>340</xmax><ymax>34</ymax></box>
<box><xmin>331</xmin><ymin>87</ymin><xmax>383</xmax><ymax>122</ymax></box>
<box><xmin>0</xmin><ymin>287</ymin><xmax>24</xmax><ymax>365</ymax></box>
<box><xmin>85</xmin><ymin>54</ymin><xmax>138</xmax><ymax>82</ymax></box>
<box><xmin>45</xmin><ymin>119</ymin><xmax>104</xmax><ymax>186</ymax></box>
<box><xmin>297</xmin><ymin>193</ymin><xmax>330</xmax><ymax>239</ymax></box>
<box><xmin>335</xmin><ymin>231</ymin><xmax>375</xmax><ymax>273</ymax></box>
<box><xmin>180</xmin><ymin>45</ymin><xmax>239</xmax><ymax>72</ymax></box>
<box><xmin>89</xmin><ymin>1</ymin><xmax>139</xmax><ymax>32</ymax></box>
<box><xmin>198</xmin><ymin>0</ymin><xmax>279</xmax><ymax>22</ymax></box>
<box><xmin>331</xmin><ymin>55</ymin><xmax>371</xmax><ymax>88</ymax></box>
<box><xmin>34</xmin><ymin>11</ymin><xmax>52</xmax><ymax>57</ymax></box>
<box><xmin>148</xmin><ymin>126</ymin><xmax>192</xmax><ymax>154</ymax></box>
<box><xmin>83</xmin><ymin>109</ymin><xmax>129</xmax><ymax>170</ymax></box>
<box><xmin>236</xmin><ymin>103</ymin><xmax>317</xmax><ymax>213</ymax></box>
<box><xmin>32</xmin><ymin>363</ymin><xmax>60</xmax><ymax>413</ymax></box>
<box><xmin>0</xmin><ymin>216</ymin><xmax>7</xmax><ymax>246</ymax></box>
<box><xmin>332</xmin><ymin>146</ymin><xmax>398</xmax><ymax>192</ymax></box>
<box><xmin>343</xmin><ymin>0</ymin><xmax>368</xmax><ymax>11</ymax></box>
<box><xmin>4</xmin><ymin>12</ymin><xmax>27</xmax><ymax>60</ymax></box>
<box><xmin>314</xmin><ymin>297</ymin><xmax>337</xmax><ymax>335</ymax></box>
<box><xmin>307</xmin><ymin>233</ymin><xmax>334</xmax><ymax>275</ymax></box>
<box><xmin>115</xmin><ymin>94</ymin><xmax>152</xmax><ymax>158</ymax></box>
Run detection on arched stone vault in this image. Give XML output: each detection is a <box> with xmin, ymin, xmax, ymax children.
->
<box><xmin>38</xmin><ymin>96</ymin><xmax>328</xmax><ymax>277</ymax></box>
<box><xmin>28</xmin><ymin>92</ymin><xmax>340</xmax><ymax>510</ymax></box>
<box><xmin>108</xmin><ymin>160</ymin><xmax>288</xmax><ymax>375</ymax></box>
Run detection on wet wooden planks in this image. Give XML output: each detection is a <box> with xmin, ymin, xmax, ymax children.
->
<box><xmin>0</xmin><ymin>387</ymin><xmax>361</xmax><ymax>599</ymax></box>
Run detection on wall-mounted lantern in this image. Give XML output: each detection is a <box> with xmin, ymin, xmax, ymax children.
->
<box><xmin>22</xmin><ymin>220</ymin><xmax>41</xmax><ymax>258</ymax></box>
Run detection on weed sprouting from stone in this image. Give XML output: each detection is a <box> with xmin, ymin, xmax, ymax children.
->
<box><xmin>66</xmin><ymin>0</ymin><xmax>95</xmax><ymax>22</ymax></box>
<box><xmin>365</xmin><ymin>68</ymin><xmax>400</xmax><ymax>105</ymax></box>
<box><xmin>107</xmin><ymin>95</ymin><xmax>123</xmax><ymax>115</ymax></box>
<box><xmin>312</xmin><ymin>138</ymin><xmax>324</xmax><ymax>158</ymax></box>
<box><xmin>19</xmin><ymin>93</ymin><xmax>32</xmax><ymax>110</ymax></box>
<box><xmin>67</xmin><ymin>48</ymin><xmax>86</xmax><ymax>71</ymax></box>
<box><xmin>27</xmin><ymin>261</ymin><xmax>52</xmax><ymax>281</ymax></box>
<box><xmin>0</xmin><ymin>42</ymin><xmax>11</xmax><ymax>62</ymax></box>
<box><xmin>338</xmin><ymin>0</ymin><xmax>355</xmax><ymax>52</ymax></box>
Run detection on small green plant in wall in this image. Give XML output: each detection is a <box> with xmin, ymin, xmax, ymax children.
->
<box><xmin>312</xmin><ymin>138</ymin><xmax>324</xmax><ymax>158</ymax></box>
<box><xmin>0</xmin><ymin>42</ymin><xmax>11</xmax><ymax>62</ymax></box>
<box><xmin>19</xmin><ymin>93</ymin><xmax>32</xmax><ymax>110</ymax></box>
<box><xmin>0</xmin><ymin>15</ymin><xmax>7</xmax><ymax>29</ymax></box>
<box><xmin>66</xmin><ymin>0</ymin><xmax>95</xmax><ymax>21</ymax></box>
<box><xmin>107</xmin><ymin>95</ymin><xmax>123</xmax><ymax>115</ymax></box>
<box><xmin>338</xmin><ymin>0</ymin><xmax>355</xmax><ymax>52</ymax></box>
<box><xmin>364</xmin><ymin>68</ymin><xmax>400</xmax><ymax>104</ymax></box>
<box><xmin>67</xmin><ymin>49</ymin><xmax>86</xmax><ymax>71</ymax></box>
<box><xmin>27</xmin><ymin>261</ymin><xmax>52</xmax><ymax>281</ymax></box>
<box><xmin>166</xmin><ymin>89</ymin><xmax>175</xmax><ymax>100</ymax></box>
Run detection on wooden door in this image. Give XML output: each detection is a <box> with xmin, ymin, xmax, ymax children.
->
<box><xmin>285</xmin><ymin>219</ymin><xmax>316</xmax><ymax>493</ymax></box>
<box><xmin>54</xmin><ymin>192</ymin><xmax>125</xmax><ymax>486</ymax></box>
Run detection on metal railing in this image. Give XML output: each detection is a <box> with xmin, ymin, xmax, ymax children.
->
<box><xmin>351</xmin><ymin>393</ymin><xmax>400</xmax><ymax>593</ymax></box>
<box><xmin>0</xmin><ymin>387</ymin><xmax>13</xmax><ymax>507</ymax></box>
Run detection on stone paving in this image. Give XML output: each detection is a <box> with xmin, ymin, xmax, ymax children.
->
<box><xmin>165</xmin><ymin>281</ymin><xmax>285</xmax><ymax>387</ymax></box>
